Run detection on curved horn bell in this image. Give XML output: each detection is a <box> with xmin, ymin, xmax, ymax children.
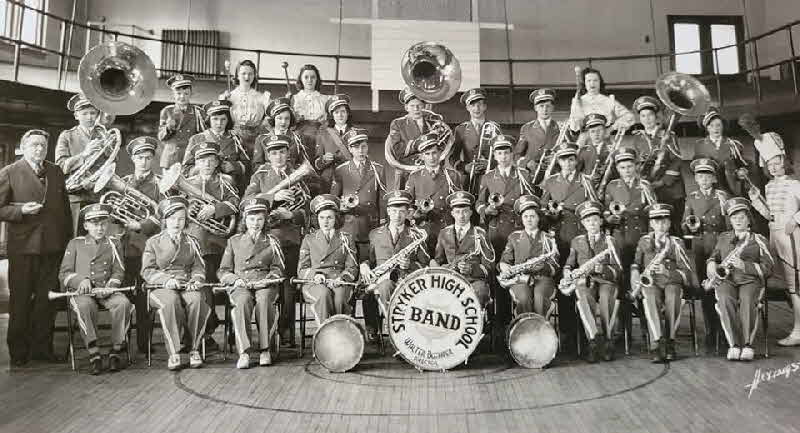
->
<box><xmin>79</xmin><ymin>41</ymin><xmax>157</xmax><ymax>116</ymax></box>
<box><xmin>655</xmin><ymin>71</ymin><xmax>711</xmax><ymax>118</ymax></box>
<box><xmin>401</xmin><ymin>42</ymin><xmax>462</xmax><ymax>104</ymax></box>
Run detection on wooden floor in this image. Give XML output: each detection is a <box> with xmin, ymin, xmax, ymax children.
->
<box><xmin>1</xmin><ymin>300</ymin><xmax>799</xmax><ymax>433</ymax></box>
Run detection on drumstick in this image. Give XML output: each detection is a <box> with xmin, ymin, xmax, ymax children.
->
<box><xmin>281</xmin><ymin>61</ymin><xmax>292</xmax><ymax>95</ymax></box>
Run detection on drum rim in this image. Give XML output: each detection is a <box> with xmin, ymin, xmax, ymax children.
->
<box><xmin>312</xmin><ymin>314</ymin><xmax>365</xmax><ymax>373</ymax></box>
<box><xmin>387</xmin><ymin>266</ymin><xmax>484</xmax><ymax>371</ymax></box>
<box><xmin>506</xmin><ymin>312</ymin><xmax>558</xmax><ymax>369</ymax></box>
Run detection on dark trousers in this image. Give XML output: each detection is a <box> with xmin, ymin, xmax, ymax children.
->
<box><xmin>7</xmin><ymin>253</ymin><xmax>62</xmax><ymax>361</ymax></box>
<box><xmin>279</xmin><ymin>245</ymin><xmax>299</xmax><ymax>341</ymax></box>
<box><xmin>204</xmin><ymin>253</ymin><xmax>223</xmax><ymax>334</ymax></box>
<box><xmin>124</xmin><ymin>256</ymin><xmax>150</xmax><ymax>352</ymax></box>
<box><xmin>356</xmin><ymin>242</ymin><xmax>383</xmax><ymax>331</ymax></box>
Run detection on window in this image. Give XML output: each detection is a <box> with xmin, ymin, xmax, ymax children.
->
<box><xmin>669</xmin><ymin>15</ymin><xmax>745</xmax><ymax>75</ymax></box>
<box><xmin>3</xmin><ymin>0</ymin><xmax>46</xmax><ymax>45</ymax></box>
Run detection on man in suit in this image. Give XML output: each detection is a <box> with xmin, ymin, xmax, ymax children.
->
<box><xmin>55</xmin><ymin>93</ymin><xmax>107</xmax><ymax>234</ymax></box>
<box><xmin>515</xmin><ymin>88</ymin><xmax>561</xmax><ymax>187</ymax></box>
<box><xmin>0</xmin><ymin>130</ymin><xmax>72</xmax><ymax>366</ymax></box>
<box><xmin>360</xmin><ymin>190</ymin><xmax>430</xmax><ymax>340</ymax></box>
<box><xmin>297</xmin><ymin>194</ymin><xmax>359</xmax><ymax>323</ymax></box>
<box><xmin>158</xmin><ymin>74</ymin><xmax>206</xmax><ymax>171</ymax></box>
<box><xmin>450</xmin><ymin>88</ymin><xmax>495</xmax><ymax>192</ymax></box>
<box><xmin>386</xmin><ymin>88</ymin><xmax>428</xmax><ymax>190</ymax></box>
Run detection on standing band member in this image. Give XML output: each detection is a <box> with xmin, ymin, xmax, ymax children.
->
<box><xmin>158</xmin><ymin>74</ymin><xmax>206</xmax><ymax>171</ymax></box>
<box><xmin>406</xmin><ymin>132</ymin><xmax>464</xmax><ymax>254</ymax></box>
<box><xmin>748</xmin><ymin>141</ymin><xmax>800</xmax><ymax>347</ymax></box>
<box><xmin>498</xmin><ymin>195</ymin><xmax>560</xmax><ymax>317</ymax></box>
<box><xmin>683</xmin><ymin>158</ymin><xmax>729</xmax><ymax>348</ymax></box>
<box><xmin>291</xmin><ymin>64</ymin><xmax>331</xmax><ymax>144</ymax></box>
<box><xmin>59</xmin><ymin>204</ymin><xmax>133</xmax><ymax>375</ymax></box>
<box><xmin>578</xmin><ymin>113</ymin><xmax>613</xmax><ymax>178</ymax></box>
<box><xmin>254</xmin><ymin>97</ymin><xmax>314</xmax><ymax>170</ymax></box>
<box><xmin>569</xmin><ymin>67</ymin><xmax>634</xmax><ymax>142</ymax></box>
<box><xmin>432</xmin><ymin>191</ymin><xmax>495</xmax><ymax>309</ymax></box>
<box><xmin>141</xmin><ymin>197</ymin><xmax>210</xmax><ymax>370</ymax></box>
<box><xmin>705</xmin><ymin>198</ymin><xmax>773</xmax><ymax>361</ymax></box>
<box><xmin>225</xmin><ymin>59</ymin><xmax>270</xmax><ymax>161</ymax></box>
<box><xmin>450</xmin><ymin>88</ymin><xmax>493</xmax><ymax>190</ymax></box>
<box><xmin>360</xmin><ymin>190</ymin><xmax>430</xmax><ymax>336</ymax></box>
<box><xmin>56</xmin><ymin>93</ymin><xmax>106</xmax><ymax>234</ymax></box>
<box><xmin>631</xmin><ymin>203</ymin><xmax>697</xmax><ymax>363</ymax></box>
<box><xmin>218</xmin><ymin>198</ymin><xmax>286</xmax><ymax>369</ymax></box>
<box><xmin>695</xmin><ymin>107</ymin><xmax>751</xmax><ymax>196</ymax></box>
<box><xmin>516</xmin><ymin>88</ymin><xmax>560</xmax><ymax>184</ymax></box>
<box><xmin>1</xmin><ymin>130</ymin><xmax>72</xmax><ymax>366</ymax></box>
<box><xmin>562</xmin><ymin>200</ymin><xmax>623</xmax><ymax>363</ymax></box>
<box><xmin>315</xmin><ymin>94</ymin><xmax>354</xmax><ymax>193</ymax></box>
<box><xmin>297</xmin><ymin>194</ymin><xmax>359</xmax><ymax>324</ymax></box>
<box><xmin>386</xmin><ymin>88</ymin><xmax>428</xmax><ymax>190</ymax></box>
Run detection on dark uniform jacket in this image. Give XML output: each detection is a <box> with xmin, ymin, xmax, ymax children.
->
<box><xmin>0</xmin><ymin>159</ymin><xmax>72</xmax><ymax>254</ymax></box>
<box><xmin>632</xmin><ymin>232</ymin><xmax>697</xmax><ymax>288</ymax></box>
<box><xmin>297</xmin><ymin>229</ymin><xmax>359</xmax><ymax>282</ymax></box>
<box><xmin>500</xmin><ymin>229</ymin><xmax>560</xmax><ymax>277</ymax></box>
<box><xmin>183</xmin><ymin>174</ymin><xmax>239</xmax><ymax>256</ymax></box>
<box><xmin>366</xmin><ymin>223</ymin><xmax>430</xmax><ymax>280</ymax></box>
<box><xmin>475</xmin><ymin>166</ymin><xmax>532</xmax><ymax>248</ymax></box>
<box><xmin>631</xmin><ymin>128</ymin><xmax>684</xmax><ymax>202</ymax></box>
<box><xmin>707</xmin><ymin>231</ymin><xmax>773</xmax><ymax>286</ymax></box>
<box><xmin>695</xmin><ymin>136</ymin><xmax>751</xmax><ymax>196</ymax></box>
<box><xmin>564</xmin><ymin>233</ymin><xmax>623</xmax><ymax>285</ymax></box>
<box><xmin>59</xmin><ymin>236</ymin><xmax>125</xmax><ymax>289</ymax></box>
<box><xmin>110</xmin><ymin>172</ymin><xmax>163</xmax><ymax>258</ymax></box>
<box><xmin>331</xmin><ymin>159</ymin><xmax>387</xmax><ymax>243</ymax></box>
<box><xmin>603</xmin><ymin>177</ymin><xmax>652</xmax><ymax>258</ymax></box>
<box><xmin>434</xmin><ymin>224</ymin><xmax>494</xmax><ymax>281</ymax></box>
<box><xmin>539</xmin><ymin>172</ymin><xmax>593</xmax><ymax>255</ymax></box>
<box><xmin>243</xmin><ymin>164</ymin><xmax>307</xmax><ymax>247</ymax></box>
<box><xmin>183</xmin><ymin>129</ymin><xmax>248</xmax><ymax>183</ymax></box>
<box><xmin>406</xmin><ymin>166</ymin><xmax>463</xmax><ymax>223</ymax></box>
<box><xmin>515</xmin><ymin>118</ymin><xmax>561</xmax><ymax>181</ymax></box>
<box><xmin>450</xmin><ymin>119</ymin><xmax>494</xmax><ymax>176</ymax></box>
<box><xmin>141</xmin><ymin>232</ymin><xmax>206</xmax><ymax>284</ymax></box>
<box><xmin>386</xmin><ymin>115</ymin><xmax>427</xmax><ymax>169</ymax></box>
<box><xmin>158</xmin><ymin>104</ymin><xmax>206</xmax><ymax>169</ymax></box>
<box><xmin>683</xmin><ymin>188</ymin><xmax>730</xmax><ymax>260</ymax></box>
<box><xmin>314</xmin><ymin>126</ymin><xmax>352</xmax><ymax>192</ymax></box>
<box><xmin>218</xmin><ymin>232</ymin><xmax>285</xmax><ymax>284</ymax></box>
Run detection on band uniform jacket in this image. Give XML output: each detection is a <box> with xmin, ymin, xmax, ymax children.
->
<box><xmin>158</xmin><ymin>104</ymin><xmax>206</xmax><ymax>169</ymax></box>
<box><xmin>252</xmin><ymin>130</ymin><xmax>315</xmax><ymax>172</ymax></box>
<box><xmin>476</xmin><ymin>166</ymin><xmax>532</xmax><ymax>251</ymax></box>
<box><xmin>141</xmin><ymin>232</ymin><xmax>206</xmax><ymax>284</ymax></box>
<box><xmin>59</xmin><ymin>236</ymin><xmax>125</xmax><ymax>289</ymax></box>
<box><xmin>297</xmin><ymin>229</ymin><xmax>359</xmax><ymax>282</ymax></box>
<box><xmin>683</xmin><ymin>188</ymin><xmax>730</xmax><ymax>267</ymax></box>
<box><xmin>314</xmin><ymin>125</ymin><xmax>352</xmax><ymax>193</ymax></box>
<box><xmin>564</xmin><ymin>233</ymin><xmax>623</xmax><ymax>285</ymax></box>
<box><xmin>603</xmin><ymin>177</ymin><xmax>652</xmax><ymax>261</ymax></box>
<box><xmin>55</xmin><ymin>124</ymin><xmax>107</xmax><ymax>203</ymax></box>
<box><xmin>539</xmin><ymin>172</ymin><xmax>593</xmax><ymax>255</ymax></box>
<box><xmin>434</xmin><ymin>225</ymin><xmax>494</xmax><ymax>281</ymax></box>
<box><xmin>631</xmin><ymin>128</ymin><xmax>684</xmax><ymax>202</ymax></box>
<box><xmin>366</xmin><ymin>223</ymin><xmax>430</xmax><ymax>280</ymax></box>
<box><xmin>500</xmin><ymin>229</ymin><xmax>560</xmax><ymax>277</ymax></box>
<box><xmin>406</xmin><ymin>165</ymin><xmax>463</xmax><ymax>251</ymax></box>
<box><xmin>182</xmin><ymin>174</ymin><xmax>239</xmax><ymax>256</ymax></box>
<box><xmin>183</xmin><ymin>129</ymin><xmax>248</xmax><ymax>183</ymax></box>
<box><xmin>707</xmin><ymin>231</ymin><xmax>774</xmax><ymax>286</ymax></box>
<box><xmin>331</xmin><ymin>159</ymin><xmax>387</xmax><ymax>243</ymax></box>
<box><xmin>0</xmin><ymin>159</ymin><xmax>72</xmax><ymax>254</ymax></box>
<box><xmin>243</xmin><ymin>165</ymin><xmax>307</xmax><ymax>248</ymax></box>
<box><xmin>695</xmin><ymin>136</ymin><xmax>750</xmax><ymax>196</ymax></box>
<box><xmin>110</xmin><ymin>172</ymin><xmax>163</xmax><ymax>258</ymax></box>
<box><xmin>577</xmin><ymin>139</ymin><xmax>613</xmax><ymax>179</ymax></box>
<box><xmin>449</xmin><ymin>120</ymin><xmax>494</xmax><ymax>177</ymax></box>
<box><xmin>218</xmin><ymin>232</ymin><xmax>285</xmax><ymax>284</ymax></box>
<box><xmin>632</xmin><ymin>233</ymin><xmax>698</xmax><ymax>289</ymax></box>
<box><xmin>515</xmin><ymin>118</ymin><xmax>561</xmax><ymax>179</ymax></box>
<box><xmin>386</xmin><ymin>115</ymin><xmax>427</xmax><ymax>170</ymax></box>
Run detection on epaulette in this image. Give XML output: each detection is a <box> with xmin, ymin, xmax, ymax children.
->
<box><xmin>517</xmin><ymin>166</ymin><xmax>530</xmax><ymax>173</ymax></box>
<box><xmin>640</xmin><ymin>179</ymin><xmax>652</xmax><ymax>186</ymax></box>
<box><xmin>335</xmin><ymin>161</ymin><xmax>350</xmax><ymax>170</ymax></box>
<box><xmin>73</xmin><ymin>236</ymin><xmax>85</xmax><ymax>241</ymax></box>
<box><xmin>474</xmin><ymin>226</ymin><xmax>487</xmax><ymax>235</ymax></box>
<box><xmin>444</xmin><ymin>224</ymin><xmax>455</xmax><ymax>230</ymax></box>
<box><xmin>715</xmin><ymin>190</ymin><xmax>728</xmax><ymax>200</ymax></box>
<box><xmin>371</xmin><ymin>161</ymin><xmax>383</xmax><ymax>167</ymax></box>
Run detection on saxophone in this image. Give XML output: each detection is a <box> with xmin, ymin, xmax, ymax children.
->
<box><xmin>703</xmin><ymin>233</ymin><xmax>750</xmax><ymax>292</ymax></box>
<box><xmin>498</xmin><ymin>247</ymin><xmax>558</xmax><ymax>289</ymax></box>
<box><xmin>632</xmin><ymin>237</ymin><xmax>670</xmax><ymax>298</ymax></box>
<box><xmin>559</xmin><ymin>239</ymin><xmax>612</xmax><ymax>296</ymax></box>
<box><xmin>363</xmin><ymin>227</ymin><xmax>427</xmax><ymax>292</ymax></box>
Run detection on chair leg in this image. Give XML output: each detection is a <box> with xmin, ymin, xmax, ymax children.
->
<box><xmin>689</xmin><ymin>299</ymin><xmax>698</xmax><ymax>357</ymax></box>
<box><xmin>222</xmin><ymin>301</ymin><xmax>230</xmax><ymax>361</ymax></box>
<box><xmin>762</xmin><ymin>299</ymin><xmax>769</xmax><ymax>358</ymax></box>
<box><xmin>65</xmin><ymin>305</ymin><xmax>77</xmax><ymax>372</ymax></box>
<box><xmin>298</xmin><ymin>302</ymin><xmax>305</xmax><ymax>359</ymax></box>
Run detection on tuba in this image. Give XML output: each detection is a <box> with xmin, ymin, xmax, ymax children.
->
<box><xmin>159</xmin><ymin>164</ymin><xmax>237</xmax><ymax>237</ymax></box>
<box><xmin>79</xmin><ymin>41</ymin><xmax>157</xmax><ymax>116</ymax></box>
<box><xmin>94</xmin><ymin>163</ymin><xmax>160</xmax><ymax>225</ymax></box>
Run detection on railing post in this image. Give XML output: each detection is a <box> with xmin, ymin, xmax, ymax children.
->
<box><xmin>507</xmin><ymin>59</ymin><xmax>515</xmax><ymax>124</ymax></box>
<box><xmin>713</xmin><ymin>48</ymin><xmax>723</xmax><ymax>107</ymax></box>
<box><xmin>57</xmin><ymin>21</ymin><xmax>67</xmax><ymax>90</ymax></box>
<box><xmin>789</xmin><ymin>26</ymin><xmax>798</xmax><ymax>95</ymax></box>
<box><xmin>13</xmin><ymin>0</ymin><xmax>25</xmax><ymax>82</ymax></box>
<box><xmin>752</xmin><ymin>39</ymin><xmax>762</xmax><ymax>102</ymax></box>
<box><xmin>334</xmin><ymin>55</ymin><xmax>340</xmax><ymax>95</ymax></box>
<box><xmin>256</xmin><ymin>51</ymin><xmax>262</xmax><ymax>93</ymax></box>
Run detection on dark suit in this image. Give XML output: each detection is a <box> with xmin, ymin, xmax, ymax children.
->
<box><xmin>0</xmin><ymin>159</ymin><xmax>72</xmax><ymax>361</ymax></box>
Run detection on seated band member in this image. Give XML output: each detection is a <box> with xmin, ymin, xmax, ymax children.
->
<box><xmin>158</xmin><ymin>74</ymin><xmax>206</xmax><ymax>171</ymax></box>
<box><xmin>705</xmin><ymin>198</ymin><xmax>773</xmax><ymax>361</ymax></box>
<box><xmin>59</xmin><ymin>204</ymin><xmax>133</xmax><ymax>375</ymax></box>
<box><xmin>631</xmin><ymin>203</ymin><xmax>697</xmax><ymax>363</ymax></box>
<box><xmin>141</xmin><ymin>197</ymin><xmax>210</xmax><ymax>370</ymax></box>
<box><xmin>218</xmin><ymin>198</ymin><xmax>285</xmax><ymax>369</ymax></box>
<box><xmin>386</xmin><ymin>87</ymin><xmax>428</xmax><ymax>190</ymax></box>
<box><xmin>450</xmin><ymin>88</ymin><xmax>493</xmax><ymax>188</ymax></box>
<box><xmin>431</xmin><ymin>191</ymin><xmax>494</xmax><ymax>308</ymax></box>
<box><xmin>515</xmin><ymin>88</ymin><xmax>560</xmax><ymax>184</ymax></box>
<box><xmin>498</xmin><ymin>195</ymin><xmax>560</xmax><ymax>317</ymax></box>
<box><xmin>748</xmin><ymin>141</ymin><xmax>800</xmax><ymax>347</ymax></box>
<box><xmin>562</xmin><ymin>200</ymin><xmax>623</xmax><ymax>363</ymax></box>
<box><xmin>406</xmin><ymin>132</ymin><xmax>464</xmax><ymax>254</ymax></box>
<box><xmin>476</xmin><ymin>134</ymin><xmax>534</xmax><ymax>258</ymax></box>
<box><xmin>298</xmin><ymin>194</ymin><xmax>359</xmax><ymax>324</ymax></box>
<box><xmin>184</xmin><ymin>98</ymin><xmax>249</xmax><ymax>190</ymax></box>
<box><xmin>360</xmin><ymin>190</ymin><xmax>430</xmax><ymax>337</ymax></box>
<box><xmin>315</xmin><ymin>94</ymin><xmax>354</xmax><ymax>193</ymax></box>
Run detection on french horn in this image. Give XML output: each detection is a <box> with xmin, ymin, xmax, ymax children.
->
<box><xmin>159</xmin><ymin>164</ymin><xmax>237</xmax><ymax>237</ymax></box>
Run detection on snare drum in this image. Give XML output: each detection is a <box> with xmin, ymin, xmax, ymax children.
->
<box><xmin>506</xmin><ymin>312</ymin><xmax>558</xmax><ymax>369</ymax></box>
<box><xmin>313</xmin><ymin>314</ymin><xmax>365</xmax><ymax>373</ymax></box>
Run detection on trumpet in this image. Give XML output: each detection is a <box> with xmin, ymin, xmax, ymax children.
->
<box><xmin>48</xmin><ymin>286</ymin><xmax>134</xmax><ymax>300</ymax></box>
<box><xmin>341</xmin><ymin>193</ymin><xmax>360</xmax><ymax>210</ymax></box>
<box><xmin>94</xmin><ymin>163</ymin><xmax>160</xmax><ymax>226</ymax></box>
<box><xmin>609</xmin><ymin>201</ymin><xmax>626</xmax><ymax>217</ymax></box>
<box><xmin>684</xmin><ymin>215</ymin><xmax>702</xmax><ymax>234</ymax></box>
<box><xmin>159</xmin><ymin>164</ymin><xmax>237</xmax><ymax>237</ymax></box>
<box><xmin>488</xmin><ymin>192</ymin><xmax>504</xmax><ymax>208</ymax></box>
<box><xmin>546</xmin><ymin>201</ymin><xmax>564</xmax><ymax>215</ymax></box>
<box><xmin>415</xmin><ymin>198</ymin><xmax>435</xmax><ymax>214</ymax></box>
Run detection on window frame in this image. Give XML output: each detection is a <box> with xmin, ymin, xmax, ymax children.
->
<box><xmin>3</xmin><ymin>0</ymin><xmax>47</xmax><ymax>47</ymax></box>
<box><xmin>667</xmin><ymin>15</ymin><xmax>746</xmax><ymax>76</ymax></box>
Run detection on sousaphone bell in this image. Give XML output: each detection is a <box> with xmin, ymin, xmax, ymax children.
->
<box><xmin>79</xmin><ymin>41</ymin><xmax>157</xmax><ymax>116</ymax></box>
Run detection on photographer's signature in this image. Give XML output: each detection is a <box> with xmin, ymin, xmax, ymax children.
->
<box><xmin>744</xmin><ymin>361</ymin><xmax>800</xmax><ymax>398</ymax></box>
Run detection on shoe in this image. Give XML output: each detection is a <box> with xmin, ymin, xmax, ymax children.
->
<box><xmin>595</xmin><ymin>335</ymin><xmax>607</xmax><ymax>362</ymax></box>
<box><xmin>604</xmin><ymin>339</ymin><xmax>615</xmax><ymax>362</ymax></box>
<box><xmin>108</xmin><ymin>352</ymin><xmax>122</xmax><ymax>372</ymax></box>
<box><xmin>366</xmin><ymin>326</ymin><xmax>379</xmax><ymax>344</ymax></box>
<box><xmin>777</xmin><ymin>334</ymin><xmax>800</xmax><ymax>347</ymax></box>
<box><xmin>167</xmin><ymin>354</ymin><xmax>182</xmax><ymax>370</ymax></box>
<box><xmin>652</xmin><ymin>339</ymin><xmax>666</xmax><ymax>363</ymax></box>
<box><xmin>740</xmin><ymin>345</ymin><xmax>755</xmax><ymax>361</ymax></box>
<box><xmin>586</xmin><ymin>340</ymin><xmax>598</xmax><ymax>363</ymax></box>
<box><xmin>666</xmin><ymin>339</ymin><xmax>677</xmax><ymax>361</ymax></box>
<box><xmin>204</xmin><ymin>337</ymin><xmax>220</xmax><ymax>352</ymax></box>
<box><xmin>189</xmin><ymin>350</ymin><xmax>203</xmax><ymax>368</ymax></box>
<box><xmin>727</xmin><ymin>346</ymin><xmax>741</xmax><ymax>361</ymax></box>
<box><xmin>236</xmin><ymin>353</ymin><xmax>250</xmax><ymax>369</ymax></box>
<box><xmin>10</xmin><ymin>358</ymin><xmax>28</xmax><ymax>367</ymax></box>
<box><xmin>259</xmin><ymin>350</ymin><xmax>272</xmax><ymax>366</ymax></box>
<box><xmin>89</xmin><ymin>355</ymin><xmax>103</xmax><ymax>375</ymax></box>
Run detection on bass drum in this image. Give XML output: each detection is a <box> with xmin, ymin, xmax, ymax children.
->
<box><xmin>388</xmin><ymin>267</ymin><xmax>483</xmax><ymax>371</ymax></box>
<box><xmin>506</xmin><ymin>312</ymin><xmax>558</xmax><ymax>369</ymax></box>
<box><xmin>313</xmin><ymin>314</ymin><xmax>365</xmax><ymax>373</ymax></box>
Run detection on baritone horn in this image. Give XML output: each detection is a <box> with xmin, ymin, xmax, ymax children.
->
<box><xmin>94</xmin><ymin>163</ymin><xmax>160</xmax><ymax>225</ymax></box>
<box><xmin>79</xmin><ymin>41</ymin><xmax>157</xmax><ymax>116</ymax></box>
<box><xmin>64</xmin><ymin>128</ymin><xmax>122</xmax><ymax>194</ymax></box>
<box><xmin>159</xmin><ymin>164</ymin><xmax>237</xmax><ymax>237</ymax></box>
<box><xmin>261</xmin><ymin>160</ymin><xmax>315</xmax><ymax>212</ymax></box>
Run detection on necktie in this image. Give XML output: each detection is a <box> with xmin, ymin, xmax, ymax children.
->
<box><xmin>589</xmin><ymin>235</ymin><xmax>597</xmax><ymax>251</ymax></box>
<box><xmin>391</xmin><ymin>228</ymin><xmax>399</xmax><ymax>244</ymax></box>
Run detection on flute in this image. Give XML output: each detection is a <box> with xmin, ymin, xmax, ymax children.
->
<box><xmin>48</xmin><ymin>286</ymin><xmax>135</xmax><ymax>300</ymax></box>
<box><xmin>290</xmin><ymin>277</ymin><xmax>360</xmax><ymax>288</ymax></box>
<box><xmin>211</xmin><ymin>277</ymin><xmax>286</xmax><ymax>292</ymax></box>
